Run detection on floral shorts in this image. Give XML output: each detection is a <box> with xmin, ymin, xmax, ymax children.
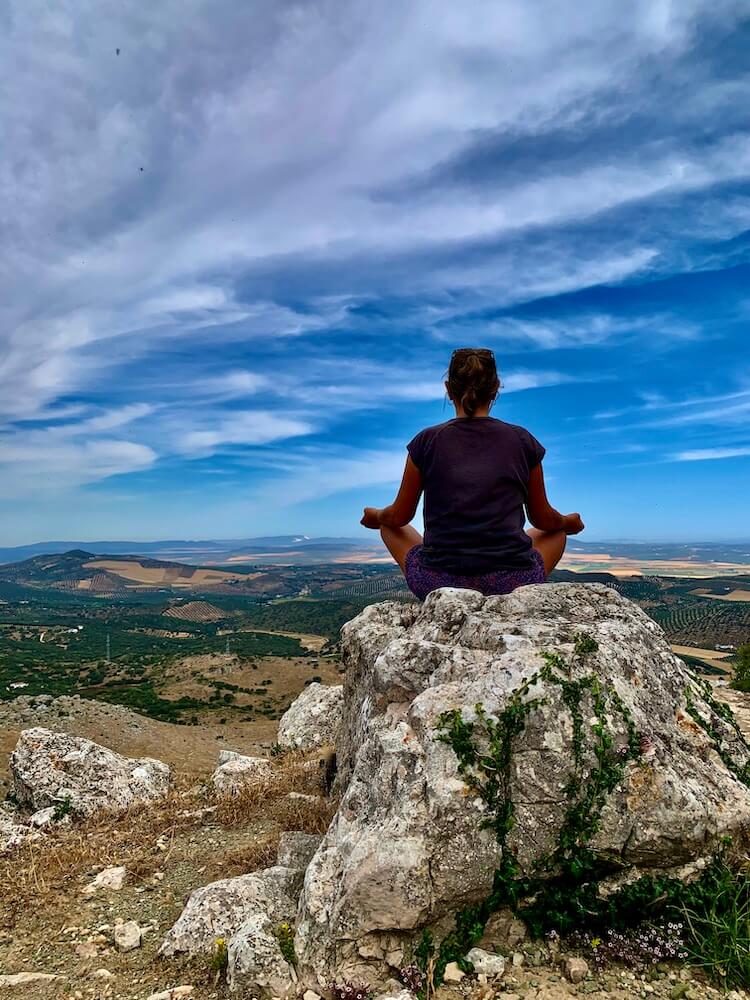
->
<box><xmin>404</xmin><ymin>545</ymin><xmax>547</xmax><ymax>602</ymax></box>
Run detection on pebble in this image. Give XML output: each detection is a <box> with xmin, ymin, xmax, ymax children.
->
<box><xmin>114</xmin><ymin>919</ymin><xmax>142</xmax><ymax>952</ymax></box>
<box><xmin>146</xmin><ymin>988</ymin><xmax>194</xmax><ymax>1000</ymax></box>
<box><xmin>0</xmin><ymin>973</ymin><xmax>60</xmax><ymax>987</ymax></box>
<box><xmin>303</xmin><ymin>992</ymin><xmax>322</xmax><ymax>1000</ymax></box>
<box><xmin>74</xmin><ymin>941</ymin><xmax>99</xmax><ymax>959</ymax></box>
<box><xmin>563</xmin><ymin>956</ymin><xmax>589</xmax><ymax>984</ymax></box>
<box><xmin>443</xmin><ymin>961</ymin><xmax>465</xmax><ymax>984</ymax></box>
<box><xmin>82</xmin><ymin>866</ymin><xmax>127</xmax><ymax>897</ymax></box>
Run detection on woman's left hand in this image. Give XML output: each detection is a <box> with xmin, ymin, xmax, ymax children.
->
<box><xmin>360</xmin><ymin>507</ymin><xmax>382</xmax><ymax>529</ymax></box>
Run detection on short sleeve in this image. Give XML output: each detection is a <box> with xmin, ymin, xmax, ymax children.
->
<box><xmin>518</xmin><ymin>427</ymin><xmax>546</xmax><ymax>468</ymax></box>
<box><xmin>407</xmin><ymin>429</ymin><xmax>427</xmax><ymax>471</ymax></box>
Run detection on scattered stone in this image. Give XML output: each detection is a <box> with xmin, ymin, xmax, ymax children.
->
<box><xmin>563</xmin><ymin>956</ymin><xmax>589</xmax><ymax>984</ymax></box>
<box><xmin>92</xmin><ymin>969</ymin><xmax>113</xmax><ymax>980</ymax></box>
<box><xmin>277</xmin><ymin>682</ymin><xmax>343</xmax><ymax>749</ymax></box>
<box><xmin>443</xmin><ymin>962</ymin><xmax>465</xmax><ymax>983</ymax></box>
<box><xmin>211</xmin><ymin>755</ymin><xmax>273</xmax><ymax>797</ymax></box>
<box><xmin>0</xmin><ymin>972</ymin><xmax>60</xmax><ymax>986</ymax></box>
<box><xmin>303</xmin><ymin>991</ymin><xmax>322</xmax><ymax>1000</ymax></box>
<box><xmin>146</xmin><ymin>988</ymin><xmax>194</xmax><ymax>1000</ymax></box>
<box><xmin>75</xmin><ymin>941</ymin><xmax>99</xmax><ymax>959</ymax></box>
<box><xmin>114</xmin><ymin>920</ymin><xmax>142</xmax><ymax>952</ymax></box>
<box><xmin>467</xmin><ymin>947</ymin><xmax>506</xmax><ymax>978</ymax></box>
<box><xmin>81</xmin><ymin>865</ymin><xmax>127</xmax><ymax>897</ymax></box>
<box><xmin>511</xmin><ymin>951</ymin><xmax>524</xmax><ymax>968</ymax></box>
<box><xmin>28</xmin><ymin>806</ymin><xmax>58</xmax><ymax>827</ymax></box>
<box><xmin>10</xmin><ymin>728</ymin><xmax>172</xmax><ymax>817</ymax></box>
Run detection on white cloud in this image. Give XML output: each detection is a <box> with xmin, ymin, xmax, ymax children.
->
<box><xmin>671</xmin><ymin>446</ymin><xmax>750</xmax><ymax>461</ymax></box>
<box><xmin>177</xmin><ymin>412</ymin><xmax>314</xmax><ymax>456</ymax></box>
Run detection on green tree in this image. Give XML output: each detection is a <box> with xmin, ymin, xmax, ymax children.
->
<box><xmin>731</xmin><ymin>643</ymin><xmax>750</xmax><ymax>693</ymax></box>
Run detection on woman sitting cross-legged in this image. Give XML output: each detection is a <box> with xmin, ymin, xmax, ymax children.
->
<box><xmin>360</xmin><ymin>347</ymin><xmax>584</xmax><ymax>601</ymax></box>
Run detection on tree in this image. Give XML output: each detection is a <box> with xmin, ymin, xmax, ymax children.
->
<box><xmin>731</xmin><ymin>643</ymin><xmax>750</xmax><ymax>692</ymax></box>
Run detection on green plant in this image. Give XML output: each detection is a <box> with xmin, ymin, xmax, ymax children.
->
<box><xmin>209</xmin><ymin>936</ymin><xmax>229</xmax><ymax>978</ymax></box>
<box><xmin>731</xmin><ymin>643</ymin><xmax>750</xmax><ymax>694</ymax></box>
<box><xmin>679</xmin><ymin>853</ymin><xmax>750</xmax><ymax>988</ymax></box>
<box><xmin>275</xmin><ymin>921</ymin><xmax>296</xmax><ymax>966</ymax></box>
<box><xmin>52</xmin><ymin>795</ymin><xmax>73</xmax><ymax>821</ymax></box>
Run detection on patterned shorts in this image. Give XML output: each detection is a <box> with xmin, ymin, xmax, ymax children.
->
<box><xmin>404</xmin><ymin>545</ymin><xmax>547</xmax><ymax>602</ymax></box>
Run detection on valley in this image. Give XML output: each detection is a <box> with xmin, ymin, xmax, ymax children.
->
<box><xmin>0</xmin><ymin>548</ymin><xmax>747</xmax><ymax>736</ymax></box>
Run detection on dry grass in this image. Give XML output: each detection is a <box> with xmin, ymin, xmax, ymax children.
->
<box><xmin>0</xmin><ymin>748</ymin><xmax>336</xmax><ymax>904</ymax></box>
<box><xmin>214</xmin><ymin>748</ymin><xmax>337</xmax><ymax>833</ymax></box>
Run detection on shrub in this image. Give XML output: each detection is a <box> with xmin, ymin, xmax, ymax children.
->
<box><xmin>731</xmin><ymin>642</ymin><xmax>750</xmax><ymax>693</ymax></box>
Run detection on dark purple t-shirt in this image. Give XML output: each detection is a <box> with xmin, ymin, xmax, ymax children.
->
<box><xmin>407</xmin><ymin>417</ymin><xmax>545</xmax><ymax>575</ymax></box>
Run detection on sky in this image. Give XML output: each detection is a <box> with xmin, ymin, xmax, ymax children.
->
<box><xmin>1</xmin><ymin>0</ymin><xmax>749</xmax><ymax>546</ymax></box>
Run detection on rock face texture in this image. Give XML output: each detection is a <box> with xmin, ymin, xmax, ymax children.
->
<box><xmin>10</xmin><ymin>728</ymin><xmax>172</xmax><ymax>817</ymax></box>
<box><xmin>294</xmin><ymin>584</ymin><xmax>750</xmax><ymax>985</ymax></box>
<box><xmin>278</xmin><ymin>682</ymin><xmax>343</xmax><ymax>750</ymax></box>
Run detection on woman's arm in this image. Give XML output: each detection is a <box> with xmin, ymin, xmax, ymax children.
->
<box><xmin>361</xmin><ymin>456</ymin><xmax>422</xmax><ymax>529</ymax></box>
<box><xmin>526</xmin><ymin>463</ymin><xmax>584</xmax><ymax>535</ymax></box>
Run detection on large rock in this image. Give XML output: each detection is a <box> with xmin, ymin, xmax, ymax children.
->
<box><xmin>160</xmin><ymin>866</ymin><xmax>299</xmax><ymax>958</ymax></box>
<box><xmin>278</xmin><ymin>683</ymin><xmax>343</xmax><ymax>750</ymax></box>
<box><xmin>227</xmin><ymin>912</ymin><xmax>296</xmax><ymax>997</ymax></box>
<box><xmin>295</xmin><ymin>584</ymin><xmax>750</xmax><ymax>985</ymax></box>
<box><xmin>212</xmin><ymin>754</ymin><xmax>273</xmax><ymax>798</ymax></box>
<box><xmin>9</xmin><ymin>728</ymin><xmax>172</xmax><ymax>817</ymax></box>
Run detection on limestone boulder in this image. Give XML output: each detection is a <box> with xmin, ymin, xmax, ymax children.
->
<box><xmin>160</xmin><ymin>865</ymin><xmax>299</xmax><ymax>958</ymax></box>
<box><xmin>212</xmin><ymin>754</ymin><xmax>272</xmax><ymax>797</ymax></box>
<box><xmin>295</xmin><ymin>584</ymin><xmax>750</xmax><ymax>984</ymax></box>
<box><xmin>9</xmin><ymin>728</ymin><xmax>172</xmax><ymax>818</ymax></box>
<box><xmin>278</xmin><ymin>683</ymin><xmax>343</xmax><ymax>750</ymax></box>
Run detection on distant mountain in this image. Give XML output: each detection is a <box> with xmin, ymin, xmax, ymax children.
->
<box><xmin>0</xmin><ymin>549</ymin><xmax>303</xmax><ymax>597</ymax></box>
<box><xmin>0</xmin><ymin>536</ymin><xmax>382</xmax><ymax>566</ymax></box>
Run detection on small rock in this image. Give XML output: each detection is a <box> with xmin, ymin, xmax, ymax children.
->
<box><xmin>82</xmin><ymin>865</ymin><xmax>127</xmax><ymax>897</ymax></box>
<box><xmin>0</xmin><ymin>973</ymin><xmax>60</xmax><ymax>986</ymax></box>
<box><xmin>75</xmin><ymin>941</ymin><xmax>99</xmax><ymax>959</ymax></box>
<box><xmin>563</xmin><ymin>956</ymin><xmax>589</xmax><ymax>984</ymax></box>
<box><xmin>443</xmin><ymin>961</ymin><xmax>465</xmax><ymax>983</ymax></box>
<box><xmin>92</xmin><ymin>969</ymin><xmax>114</xmax><ymax>979</ymax></box>
<box><xmin>114</xmin><ymin>920</ymin><xmax>142</xmax><ymax>951</ymax></box>
<box><xmin>670</xmin><ymin>987</ymin><xmax>689</xmax><ymax>1000</ymax></box>
<box><xmin>146</xmin><ymin>988</ymin><xmax>194</xmax><ymax>1000</ymax></box>
<box><xmin>466</xmin><ymin>947</ymin><xmax>506</xmax><ymax>978</ymax></box>
<box><xmin>512</xmin><ymin>951</ymin><xmax>524</xmax><ymax>968</ymax></box>
<box><xmin>304</xmin><ymin>991</ymin><xmax>322</xmax><ymax>1000</ymax></box>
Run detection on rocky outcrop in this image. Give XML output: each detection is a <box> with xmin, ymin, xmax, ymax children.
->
<box><xmin>294</xmin><ymin>584</ymin><xmax>750</xmax><ymax>985</ymax></box>
<box><xmin>9</xmin><ymin>728</ymin><xmax>172</xmax><ymax>817</ymax></box>
<box><xmin>278</xmin><ymin>683</ymin><xmax>343</xmax><ymax>750</ymax></box>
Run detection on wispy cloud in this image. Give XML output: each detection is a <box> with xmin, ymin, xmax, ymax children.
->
<box><xmin>671</xmin><ymin>446</ymin><xmax>750</xmax><ymax>461</ymax></box>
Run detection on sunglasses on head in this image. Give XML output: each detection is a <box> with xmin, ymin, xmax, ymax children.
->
<box><xmin>451</xmin><ymin>348</ymin><xmax>495</xmax><ymax>359</ymax></box>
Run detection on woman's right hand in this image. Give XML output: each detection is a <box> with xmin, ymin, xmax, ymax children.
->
<box><xmin>563</xmin><ymin>513</ymin><xmax>585</xmax><ymax>535</ymax></box>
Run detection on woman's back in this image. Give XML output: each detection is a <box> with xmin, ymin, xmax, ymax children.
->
<box><xmin>408</xmin><ymin>416</ymin><xmax>545</xmax><ymax>575</ymax></box>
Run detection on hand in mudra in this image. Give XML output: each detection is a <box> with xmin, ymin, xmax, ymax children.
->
<box><xmin>360</xmin><ymin>507</ymin><xmax>382</xmax><ymax>529</ymax></box>
<box><xmin>564</xmin><ymin>513</ymin><xmax>585</xmax><ymax>535</ymax></box>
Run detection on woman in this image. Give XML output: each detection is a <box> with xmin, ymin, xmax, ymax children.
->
<box><xmin>360</xmin><ymin>347</ymin><xmax>584</xmax><ymax>601</ymax></box>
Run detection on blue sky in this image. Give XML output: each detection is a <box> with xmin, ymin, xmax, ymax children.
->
<box><xmin>1</xmin><ymin>0</ymin><xmax>749</xmax><ymax>545</ymax></box>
